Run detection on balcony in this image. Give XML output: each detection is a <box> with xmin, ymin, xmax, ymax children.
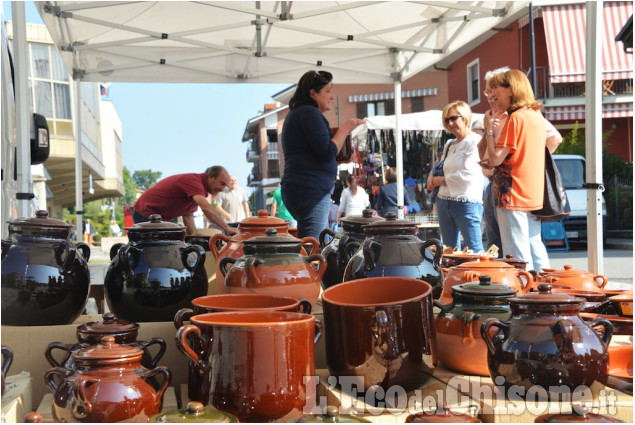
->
<box><xmin>246</xmin><ymin>148</ymin><xmax>260</xmax><ymax>163</ymax></box>
<box><xmin>534</xmin><ymin>67</ymin><xmax>633</xmax><ymax>100</ymax></box>
<box><xmin>248</xmin><ymin>173</ymin><xmax>262</xmax><ymax>187</ymax></box>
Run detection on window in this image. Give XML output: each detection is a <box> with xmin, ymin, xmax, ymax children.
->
<box><xmin>267</xmin><ymin>129</ymin><xmax>278</xmax><ymax>143</ymax></box>
<box><xmin>356</xmin><ymin>100</ymin><xmax>394</xmax><ymax>118</ymax></box>
<box><xmin>28</xmin><ymin>42</ymin><xmax>72</xmax><ymax>120</ymax></box>
<box><xmin>411</xmin><ymin>97</ymin><xmax>424</xmax><ymax>113</ymax></box>
<box><xmin>467</xmin><ymin>59</ymin><xmax>480</xmax><ymax>105</ymax></box>
<box><xmin>268</xmin><ymin>159</ymin><xmax>280</xmax><ymax>178</ymax></box>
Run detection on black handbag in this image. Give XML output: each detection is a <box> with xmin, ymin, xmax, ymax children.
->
<box><xmin>532</xmin><ymin>147</ymin><xmax>571</xmax><ymax>218</ymax></box>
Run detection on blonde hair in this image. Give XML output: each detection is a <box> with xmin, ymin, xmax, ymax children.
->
<box><xmin>442</xmin><ymin>101</ymin><xmax>472</xmax><ymax>132</ymax></box>
<box><xmin>488</xmin><ymin>69</ymin><xmax>542</xmax><ymax>113</ymax></box>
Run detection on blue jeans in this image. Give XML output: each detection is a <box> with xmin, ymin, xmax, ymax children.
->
<box><xmin>481</xmin><ymin>183</ymin><xmax>503</xmax><ymax>257</ymax></box>
<box><xmin>436</xmin><ymin>197</ymin><xmax>484</xmax><ymax>252</ymax></box>
<box><xmin>496</xmin><ymin>208</ymin><xmax>550</xmax><ymax>272</ymax></box>
<box><xmin>281</xmin><ymin>183</ymin><xmax>331</xmax><ymax>240</ymax></box>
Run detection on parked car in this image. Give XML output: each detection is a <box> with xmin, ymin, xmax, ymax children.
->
<box><xmin>553</xmin><ymin>154</ymin><xmax>607</xmax><ymax>246</ymax></box>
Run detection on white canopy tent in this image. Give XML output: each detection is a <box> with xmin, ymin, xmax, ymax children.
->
<box><xmin>8</xmin><ymin>1</ymin><xmax>608</xmax><ymax>272</ymax></box>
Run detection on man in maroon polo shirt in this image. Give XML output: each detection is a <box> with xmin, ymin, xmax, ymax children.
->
<box><xmin>133</xmin><ymin>165</ymin><xmax>237</xmax><ymax>235</ymax></box>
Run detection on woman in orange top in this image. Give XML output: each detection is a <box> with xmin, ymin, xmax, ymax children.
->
<box><xmin>482</xmin><ymin>69</ymin><xmax>549</xmax><ymax>272</ymax></box>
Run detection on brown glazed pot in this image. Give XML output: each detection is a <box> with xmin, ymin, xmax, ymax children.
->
<box><xmin>210</xmin><ymin>210</ymin><xmax>318</xmax><ymax>289</ymax></box>
<box><xmin>480</xmin><ymin>284</ymin><xmax>631</xmax><ymax>399</ymax></box>
<box><xmin>150</xmin><ymin>401</ymin><xmax>239</xmax><ymax>423</ymax></box>
<box><xmin>342</xmin><ymin>213</ymin><xmax>444</xmax><ymax>298</ymax></box>
<box><xmin>45</xmin><ymin>336</ymin><xmax>171</xmax><ymax>423</ymax></box>
<box><xmin>1</xmin><ymin>210</ymin><xmax>91</xmax><ymax>326</ymax></box>
<box><xmin>405</xmin><ymin>404</ymin><xmax>481</xmax><ymax>423</ymax></box>
<box><xmin>218</xmin><ymin>229</ymin><xmax>326</xmax><ymax>306</ymax></box>
<box><xmin>433</xmin><ymin>275</ymin><xmax>516</xmax><ymax>376</ymax></box>
<box><xmin>176</xmin><ymin>311</ymin><xmax>322</xmax><ymax>423</ymax></box>
<box><xmin>439</xmin><ymin>256</ymin><xmax>533</xmax><ymax>303</ymax></box>
<box><xmin>319</xmin><ymin>209</ymin><xmax>384</xmax><ymax>289</ymax></box>
<box><xmin>322</xmin><ymin>277</ymin><xmax>436</xmax><ymax>393</ymax></box>
<box><xmin>534</xmin><ymin>264</ymin><xmax>608</xmax><ymax>292</ymax></box>
<box><xmin>534</xmin><ymin>405</ymin><xmax>625</xmax><ymax>422</ymax></box>
<box><xmin>104</xmin><ymin>214</ymin><xmax>207</xmax><ymax>322</ymax></box>
<box><xmin>550</xmin><ymin>288</ymin><xmax>608</xmax><ymax>312</ymax></box>
<box><xmin>45</xmin><ymin>312</ymin><xmax>166</xmax><ymax>371</ymax></box>
<box><xmin>173</xmin><ymin>293</ymin><xmax>312</xmax><ymax>405</ymax></box>
<box><xmin>1</xmin><ymin>346</ymin><xmax>13</xmax><ymax>396</ymax></box>
<box><xmin>290</xmin><ymin>405</ymin><xmax>371</xmax><ymax>423</ymax></box>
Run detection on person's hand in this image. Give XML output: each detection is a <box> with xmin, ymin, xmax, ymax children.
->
<box><xmin>339</xmin><ymin>118</ymin><xmax>365</xmax><ymax>135</ymax></box>
<box><xmin>225</xmin><ymin>227</ymin><xmax>238</xmax><ymax>236</ymax></box>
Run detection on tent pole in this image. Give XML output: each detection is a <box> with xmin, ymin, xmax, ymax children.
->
<box><xmin>584</xmin><ymin>0</ymin><xmax>603</xmax><ymax>274</ymax></box>
<box><xmin>74</xmin><ymin>81</ymin><xmax>84</xmax><ymax>243</ymax></box>
<box><xmin>394</xmin><ymin>78</ymin><xmax>404</xmax><ymax>219</ymax></box>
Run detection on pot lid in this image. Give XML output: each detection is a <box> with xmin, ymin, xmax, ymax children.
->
<box><xmin>238</xmin><ymin>209</ymin><xmax>289</xmax><ymax>228</ymax></box>
<box><xmin>453</xmin><ymin>275</ymin><xmax>518</xmax><ymax>297</ymax></box>
<box><xmin>9</xmin><ymin>210</ymin><xmax>71</xmax><ymax>229</ymax></box>
<box><xmin>77</xmin><ymin>312</ymin><xmax>139</xmax><ymax>337</ymax></box>
<box><xmin>73</xmin><ymin>336</ymin><xmax>142</xmax><ymax>361</ymax></box>
<box><xmin>405</xmin><ymin>405</ymin><xmax>481</xmax><ymax>423</ymax></box>
<box><xmin>290</xmin><ymin>406</ymin><xmax>371</xmax><ymax>423</ymax></box>
<box><xmin>535</xmin><ymin>405</ymin><xmax>624</xmax><ymax>423</ymax></box>
<box><xmin>454</xmin><ymin>256</ymin><xmax>515</xmax><ymax>270</ymax></box>
<box><xmin>544</xmin><ymin>264</ymin><xmax>594</xmax><ymax>278</ymax></box>
<box><xmin>361</xmin><ymin>212</ymin><xmax>417</xmax><ymax>232</ymax></box>
<box><xmin>151</xmin><ymin>402</ymin><xmax>239</xmax><ymax>423</ymax></box>
<box><xmin>243</xmin><ymin>228</ymin><xmax>299</xmax><ymax>245</ymax></box>
<box><xmin>341</xmin><ymin>209</ymin><xmax>385</xmax><ymax>227</ymax></box>
<box><xmin>125</xmin><ymin>214</ymin><xmax>185</xmax><ymax>231</ymax></box>
<box><xmin>609</xmin><ymin>291</ymin><xmax>633</xmax><ymax>302</ymax></box>
<box><xmin>499</xmin><ymin>254</ymin><xmax>528</xmax><ymax>265</ymax></box>
<box><xmin>509</xmin><ymin>284</ymin><xmax>584</xmax><ymax>306</ymax></box>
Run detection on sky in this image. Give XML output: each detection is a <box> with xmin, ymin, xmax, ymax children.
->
<box><xmin>4</xmin><ymin>2</ymin><xmax>291</xmax><ymax>196</ymax></box>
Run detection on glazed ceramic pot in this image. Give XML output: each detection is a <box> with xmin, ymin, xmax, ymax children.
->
<box><xmin>173</xmin><ymin>293</ymin><xmax>312</xmax><ymax>405</ymax></box>
<box><xmin>550</xmin><ymin>288</ymin><xmax>608</xmax><ymax>312</ymax></box>
<box><xmin>609</xmin><ymin>291</ymin><xmax>633</xmax><ymax>317</ymax></box>
<box><xmin>319</xmin><ymin>209</ymin><xmax>384</xmax><ymax>289</ymax></box>
<box><xmin>534</xmin><ymin>405</ymin><xmax>625</xmax><ymax>422</ymax></box>
<box><xmin>151</xmin><ymin>401</ymin><xmax>239</xmax><ymax>423</ymax></box>
<box><xmin>290</xmin><ymin>406</ymin><xmax>371</xmax><ymax>423</ymax></box>
<box><xmin>441</xmin><ymin>253</ymin><xmax>482</xmax><ymax>268</ymax></box>
<box><xmin>534</xmin><ymin>264</ymin><xmax>608</xmax><ymax>292</ymax></box>
<box><xmin>439</xmin><ymin>256</ymin><xmax>533</xmax><ymax>303</ymax></box>
<box><xmin>45</xmin><ymin>312</ymin><xmax>166</xmax><ymax>371</ymax></box>
<box><xmin>45</xmin><ymin>336</ymin><xmax>171</xmax><ymax>423</ymax></box>
<box><xmin>434</xmin><ymin>275</ymin><xmax>517</xmax><ymax>376</ymax></box>
<box><xmin>104</xmin><ymin>214</ymin><xmax>207</xmax><ymax>322</ymax></box>
<box><xmin>176</xmin><ymin>311</ymin><xmax>322</xmax><ymax>422</ymax></box>
<box><xmin>498</xmin><ymin>254</ymin><xmax>528</xmax><ymax>270</ymax></box>
<box><xmin>580</xmin><ymin>312</ymin><xmax>633</xmax><ymax>336</ymax></box>
<box><xmin>210</xmin><ymin>210</ymin><xmax>318</xmax><ymax>289</ymax></box>
<box><xmin>480</xmin><ymin>284</ymin><xmax>620</xmax><ymax>398</ymax></box>
<box><xmin>342</xmin><ymin>213</ymin><xmax>443</xmax><ymax>298</ymax></box>
<box><xmin>405</xmin><ymin>405</ymin><xmax>481</xmax><ymax>423</ymax></box>
<box><xmin>1</xmin><ymin>346</ymin><xmax>13</xmax><ymax>396</ymax></box>
<box><xmin>322</xmin><ymin>277</ymin><xmax>436</xmax><ymax>393</ymax></box>
<box><xmin>1</xmin><ymin>210</ymin><xmax>91</xmax><ymax>326</ymax></box>
<box><xmin>218</xmin><ymin>229</ymin><xmax>326</xmax><ymax>306</ymax></box>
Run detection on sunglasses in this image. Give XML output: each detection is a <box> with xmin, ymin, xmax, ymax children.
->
<box><xmin>444</xmin><ymin>114</ymin><xmax>462</xmax><ymax>124</ymax></box>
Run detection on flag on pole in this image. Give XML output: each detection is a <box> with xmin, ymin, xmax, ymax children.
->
<box><xmin>100</xmin><ymin>83</ymin><xmax>110</xmax><ymax>97</ymax></box>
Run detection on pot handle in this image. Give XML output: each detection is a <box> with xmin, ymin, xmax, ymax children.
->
<box><xmin>516</xmin><ymin>270</ymin><xmax>533</xmax><ymax>293</ymax></box>
<box><xmin>304</xmin><ymin>253</ymin><xmax>327</xmax><ymax>282</ymax></box>
<box><xmin>318</xmin><ymin>228</ymin><xmax>336</xmax><ymax>250</ymax></box>
<box><xmin>593</xmin><ymin>274</ymin><xmax>608</xmax><ymax>289</ymax></box>
<box><xmin>245</xmin><ymin>257</ymin><xmax>264</xmax><ymax>287</ymax></box>
<box><xmin>433</xmin><ymin>299</ymin><xmax>447</xmax><ymax>311</ymax></box>
<box><xmin>296</xmin><ymin>298</ymin><xmax>312</xmax><ymax>314</ymax></box>
<box><xmin>462</xmin><ymin>312</ymin><xmax>482</xmax><ymax>348</ymax></box>
<box><xmin>145</xmin><ymin>366</ymin><xmax>172</xmax><ymax>409</ymax></box>
<box><xmin>421</xmin><ymin>238</ymin><xmax>443</xmax><ymax>266</ymax></box>
<box><xmin>109</xmin><ymin>242</ymin><xmax>124</xmax><ymax>261</ymax></box>
<box><xmin>44</xmin><ymin>342</ymin><xmax>74</xmax><ymax>368</ymax></box>
<box><xmin>210</xmin><ymin>233</ymin><xmax>232</xmax><ymax>260</ymax></box>
<box><xmin>462</xmin><ymin>271</ymin><xmax>480</xmax><ymax>282</ymax></box>
<box><xmin>135</xmin><ymin>338</ymin><xmax>167</xmax><ymax>370</ymax></box>
<box><xmin>181</xmin><ymin>244</ymin><xmax>206</xmax><ymax>273</ymax></box>
<box><xmin>337</xmin><ymin>234</ymin><xmax>352</xmax><ymax>254</ymax></box>
<box><xmin>362</xmin><ymin>240</ymin><xmax>380</xmax><ymax>272</ymax></box>
<box><xmin>300</xmin><ymin>236</ymin><xmax>320</xmax><ymax>255</ymax></box>
<box><xmin>554</xmin><ymin>319</ymin><xmax>575</xmax><ymax>362</ymax></box>
<box><xmin>1</xmin><ymin>240</ymin><xmax>10</xmax><ymax>260</ymax></box>
<box><xmin>118</xmin><ymin>244</ymin><xmax>140</xmax><ymax>277</ymax></box>
<box><xmin>55</xmin><ymin>241</ymin><xmax>76</xmax><ymax>273</ymax></box>
<box><xmin>481</xmin><ymin>318</ymin><xmax>509</xmax><ymax>355</ymax></box>
<box><xmin>175</xmin><ymin>324</ymin><xmax>205</xmax><ymax>372</ymax></box>
<box><xmin>587</xmin><ymin>317</ymin><xmax>614</xmax><ymax>347</ymax></box>
<box><xmin>314</xmin><ymin>318</ymin><xmax>324</xmax><ymax>344</ymax></box>
<box><xmin>218</xmin><ymin>256</ymin><xmax>238</xmax><ymax>278</ymax></box>
<box><xmin>343</xmin><ymin>241</ymin><xmax>361</xmax><ymax>263</ymax></box>
<box><xmin>174</xmin><ymin>308</ymin><xmax>194</xmax><ymax>330</ymax></box>
<box><xmin>1</xmin><ymin>346</ymin><xmax>13</xmax><ymax>377</ymax></box>
<box><xmin>72</xmin><ymin>374</ymin><xmax>99</xmax><ymax>419</ymax></box>
<box><xmin>75</xmin><ymin>242</ymin><xmax>91</xmax><ymax>262</ymax></box>
<box><xmin>44</xmin><ymin>366</ymin><xmax>69</xmax><ymax>394</ymax></box>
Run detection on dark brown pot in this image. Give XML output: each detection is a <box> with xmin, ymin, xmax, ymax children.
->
<box><xmin>342</xmin><ymin>213</ymin><xmax>443</xmax><ymax>298</ymax></box>
<box><xmin>45</xmin><ymin>336</ymin><xmax>171</xmax><ymax>423</ymax></box>
<box><xmin>319</xmin><ymin>209</ymin><xmax>384</xmax><ymax>289</ymax></box>
<box><xmin>1</xmin><ymin>346</ymin><xmax>13</xmax><ymax>396</ymax></box>
<box><xmin>322</xmin><ymin>276</ymin><xmax>436</xmax><ymax>393</ymax></box>
<box><xmin>104</xmin><ymin>214</ymin><xmax>208</xmax><ymax>322</ymax></box>
<box><xmin>534</xmin><ymin>404</ymin><xmax>625</xmax><ymax>422</ymax></box>
<box><xmin>151</xmin><ymin>401</ymin><xmax>239</xmax><ymax>423</ymax></box>
<box><xmin>1</xmin><ymin>210</ymin><xmax>91</xmax><ymax>326</ymax></box>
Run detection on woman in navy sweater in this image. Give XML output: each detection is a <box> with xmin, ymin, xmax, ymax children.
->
<box><xmin>281</xmin><ymin>70</ymin><xmax>363</xmax><ymax>239</ymax></box>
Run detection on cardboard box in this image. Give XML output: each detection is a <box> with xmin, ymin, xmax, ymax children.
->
<box><xmin>1</xmin><ymin>372</ymin><xmax>32</xmax><ymax>423</ymax></box>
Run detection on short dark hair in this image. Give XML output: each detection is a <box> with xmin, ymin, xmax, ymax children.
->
<box><xmin>386</xmin><ymin>167</ymin><xmax>397</xmax><ymax>183</ymax></box>
<box><xmin>289</xmin><ymin>70</ymin><xmax>333</xmax><ymax>110</ymax></box>
<box><xmin>205</xmin><ymin>166</ymin><xmax>226</xmax><ymax>178</ymax></box>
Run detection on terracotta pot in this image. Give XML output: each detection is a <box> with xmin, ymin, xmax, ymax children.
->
<box><xmin>151</xmin><ymin>401</ymin><xmax>239</xmax><ymax>423</ymax></box>
<box><xmin>608</xmin><ymin>344</ymin><xmax>633</xmax><ymax>380</ymax></box>
<box><xmin>173</xmin><ymin>293</ymin><xmax>311</xmax><ymax>405</ymax></box>
<box><xmin>342</xmin><ymin>213</ymin><xmax>444</xmax><ymax>298</ymax></box>
<box><xmin>1</xmin><ymin>346</ymin><xmax>13</xmax><ymax>397</ymax></box>
<box><xmin>218</xmin><ymin>229</ymin><xmax>325</xmax><ymax>306</ymax></box>
<box><xmin>580</xmin><ymin>312</ymin><xmax>633</xmax><ymax>336</ymax></box>
<box><xmin>480</xmin><ymin>284</ymin><xmax>632</xmax><ymax>398</ymax></box>
<box><xmin>1</xmin><ymin>210</ymin><xmax>91</xmax><ymax>325</ymax></box>
<box><xmin>441</xmin><ymin>253</ymin><xmax>482</xmax><ymax>268</ymax></box>
<box><xmin>498</xmin><ymin>254</ymin><xmax>528</xmax><ymax>270</ymax></box>
<box><xmin>439</xmin><ymin>256</ymin><xmax>533</xmax><ymax>303</ymax></box>
<box><xmin>534</xmin><ymin>264</ymin><xmax>608</xmax><ymax>292</ymax></box>
<box><xmin>45</xmin><ymin>336</ymin><xmax>171</xmax><ymax>423</ymax></box>
<box><xmin>405</xmin><ymin>405</ymin><xmax>481</xmax><ymax>423</ymax></box>
<box><xmin>104</xmin><ymin>214</ymin><xmax>208</xmax><ymax>322</ymax></box>
<box><xmin>534</xmin><ymin>405</ymin><xmax>625</xmax><ymax>422</ymax></box>
<box><xmin>210</xmin><ymin>210</ymin><xmax>318</xmax><ymax>289</ymax></box>
<box><xmin>322</xmin><ymin>276</ymin><xmax>436</xmax><ymax>392</ymax></box>
<box><xmin>609</xmin><ymin>291</ymin><xmax>633</xmax><ymax>317</ymax></box>
<box><xmin>176</xmin><ymin>311</ymin><xmax>322</xmax><ymax>422</ymax></box>
<box><xmin>45</xmin><ymin>312</ymin><xmax>166</xmax><ymax>371</ymax></box>
<box><xmin>319</xmin><ymin>209</ymin><xmax>384</xmax><ymax>289</ymax></box>
<box><xmin>434</xmin><ymin>275</ymin><xmax>516</xmax><ymax>376</ymax></box>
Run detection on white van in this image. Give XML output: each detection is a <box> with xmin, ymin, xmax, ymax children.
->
<box><xmin>553</xmin><ymin>154</ymin><xmax>608</xmax><ymax>246</ymax></box>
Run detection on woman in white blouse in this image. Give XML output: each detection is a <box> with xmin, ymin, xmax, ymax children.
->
<box><xmin>337</xmin><ymin>174</ymin><xmax>370</xmax><ymax>223</ymax></box>
<box><xmin>427</xmin><ymin>101</ymin><xmax>484</xmax><ymax>252</ymax></box>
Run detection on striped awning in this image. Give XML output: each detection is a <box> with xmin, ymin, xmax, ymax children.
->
<box><xmin>348</xmin><ymin>88</ymin><xmax>438</xmax><ymax>103</ymax></box>
<box><xmin>542</xmin><ymin>2</ymin><xmax>633</xmax><ymax>84</ymax></box>
<box><xmin>543</xmin><ymin>103</ymin><xmax>633</xmax><ymax>121</ymax></box>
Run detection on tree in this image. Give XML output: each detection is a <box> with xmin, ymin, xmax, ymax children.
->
<box><xmin>133</xmin><ymin>169</ymin><xmax>162</xmax><ymax>191</ymax></box>
<box><xmin>123</xmin><ymin>167</ymin><xmax>137</xmax><ymax>206</ymax></box>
